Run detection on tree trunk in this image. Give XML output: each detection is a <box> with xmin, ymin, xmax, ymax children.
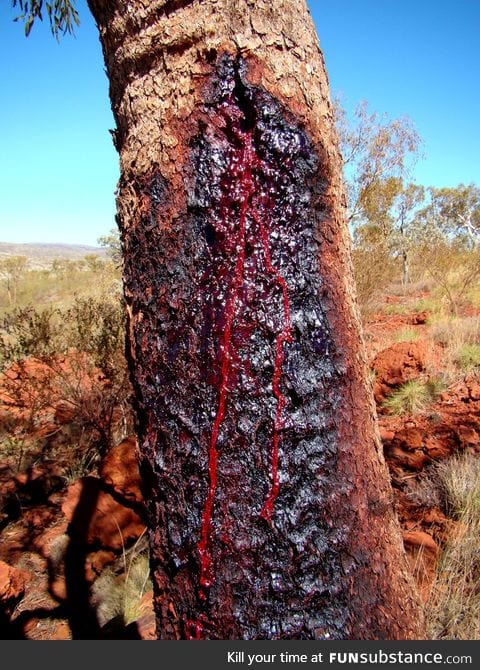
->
<box><xmin>87</xmin><ymin>0</ymin><xmax>424</xmax><ymax>640</ymax></box>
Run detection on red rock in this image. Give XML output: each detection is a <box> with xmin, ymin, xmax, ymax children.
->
<box><xmin>424</xmin><ymin>436</ymin><xmax>451</xmax><ymax>459</ymax></box>
<box><xmin>385</xmin><ymin>445</ymin><xmax>429</xmax><ymax>471</ymax></box>
<box><xmin>456</xmin><ymin>425</ymin><xmax>480</xmax><ymax>447</ymax></box>
<box><xmin>423</xmin><ymin>508</ymin><xmax>449</xmax><ymax>526</ymax></box>
<box><xmin>372</xmin><ymin>341</ymin><xmax>427</xmax><ymax>403</ymax></box>
<box><xmin>394</xmin><ymin>428</ymin><xmax>424</xmax><ymax>451</ymax></box>
<box><xmin>50</xmin><ymin>576</ymin><xmax>68</xmax><ymax>602</ymax></box>
<box><xmin>403</xmin><ymin>530</ymin><xmax>438</xmax><ymax>556</ymax></box>
<box><xmin>14</xmin><ymin>473</ymin><xmax>28</xmax><ymax>487</ymax></box>
<box><xmin>467</xmin><ymin>383</ymin><xmax>480</xmax><ymax>401</ymax></box>
<box><xmin>62</xmin><ymin>477</ymin><xmax>145</xmax><ymax>550</ymax></box>
<box><xmin>409</xmin><ymin>311</ymin><xmax>429</xmax><ymax>325</ymax></box>
<box><xmin>378</xmin><ymin>427</ymin><xmax>395</xmax><ymax>443</ymax></box>
<box><xmin>0</xmin><ymin>353</ymin><xmax>107</xmax><ymax>442</ymax></box>
<box><xmin>0</xmin><ymin>478</ymin><xmax>17</xmax><ymax>497</ymax></box>
<box><xmin>0</xmin><ymin>560</ymin><xmax>30</xmax><ymax>613</ymax></box>
<box><xmin>85</xmin><ymin>550</ymin><xmax>116</xmax><ymax>582</ymax></box>
<box><xmin>99</xmin><ymin>436</ymin><xmax>143</xmax><ymax>504</ymax></box>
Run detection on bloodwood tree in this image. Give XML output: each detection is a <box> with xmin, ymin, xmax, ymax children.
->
<box><xmin>12</xmin><ymin>0</ymin><xmax>425</xmax><ymax>639</ymax></box>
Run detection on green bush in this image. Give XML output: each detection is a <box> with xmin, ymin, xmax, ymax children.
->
<box><xmin>393</xmin><ymin>327</ymin><xmax>419</xmax><ymax>343</ymax></box>
<box><xmin>0</xmin><ymin>306</ymin><xmax>61</xmax><ymax>367</ymax></box>
<box><xmin>382</xmin><ymin>378</ymin><xmax>445</xmax><ymax>415</ymax></box>
<box><xmin>0</xmin><ymin>296</ymin><xmax>125</xmax><ymax>374</ymax></box>
<box><xmin>454</xmin><ymin>344</ymin><xmax>480</xmax><ymax>372</ymax></box>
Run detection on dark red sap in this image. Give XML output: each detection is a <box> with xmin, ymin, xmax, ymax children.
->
<box><xmin>197</xmin><ymin>93</ymin><xmax>293</xmax><ymax>596</ymax></box>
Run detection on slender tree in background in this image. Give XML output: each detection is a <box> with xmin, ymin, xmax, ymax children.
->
<box><xmin>334</xmin><ymin>100</ymin><xmax>421</xmax><ymax>226</ymax></box>
<box><xmin>425</xmin><ymin>184</ymin><xmax>480</xmax><ymax>250</ymax></box>
<box><xmin>358</xmin><ymin>178</ymin><xmax>425</xmax><ymax>289</ymax></box>
<box><xmin>0</xmin><ymin>255</ymin><xmax>27</xmax><ymax>305</ymax></box>
<box><xmin>11</xmin><ymin>0</ymin><xmax>424</xmax><ymax>639</ymax></box>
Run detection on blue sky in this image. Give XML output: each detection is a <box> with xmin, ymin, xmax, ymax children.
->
<box><xmin>0</xmin><ymin>0</ymin><xmax>479</xmax><ymax>245</ymax></box>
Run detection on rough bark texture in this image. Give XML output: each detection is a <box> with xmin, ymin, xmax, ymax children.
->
<box><xmin>87</xmin><ymin>0</ymin><xmax>425</xmax><ymax>639</ymax></box>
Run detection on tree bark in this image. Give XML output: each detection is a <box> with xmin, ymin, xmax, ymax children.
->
<box><xmin>87</xmin><ymin>0</ymin><xmax>425</xmax><ymax>639</ymax></box>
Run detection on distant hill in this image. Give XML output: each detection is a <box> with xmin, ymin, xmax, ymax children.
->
<box><xmin>0</xmin><ymin>242</ymin><xmax>108</xmax><ymax>269</ymax></box>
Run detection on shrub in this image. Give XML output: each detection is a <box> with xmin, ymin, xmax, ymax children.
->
<box><xmin>382</xmin><ymin>303</ymin><xmax>411</xmax><ymax>316</ymax></box>
<box><xmin>454</xmin><ymin>344</ymin><xmax>480</xmax><ymax>372</ymax></box>
<box><xmin>427</xmin><ymin>453</ymin><xmax>480</xmax><ymax>639</ymax></box>
<box><xmin>63</xmin><ymin>297</ymin><xmax>125</xmax><ymax>376</ymax></box>
<box><xmin>393</xmin><ymin>327</ymin><xmax>419</xmax><ymax>343</ymax></box>
<box><xmin>382</xmin><ymin>378</ymin><xmax>445</xmax><ymax>415</ymax></box>
<box><xmin>0</xmin><ymin>296</ymin><xmax>133</xmax><ymax>459</ymax></box>
<box><xmin>431</xmin><ymin>316</ymin><xmax>480</xmax><ymax>348</ymax></box>
<box><xmin>92</xmin><ymin>544</ymin><xmax>152</xmax><ymax>628</ymax></box>
<box><xmin>0</xmin><ymin>306</ymin><xmax>61</xmax><ymax>367</ymax></box>
<box><xmin>382</xmin><ymin>380</ymin><xmax>429</xmax><ymax>415</ymax></box>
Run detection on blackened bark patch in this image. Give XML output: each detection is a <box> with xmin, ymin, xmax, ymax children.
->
<box><xmin>124</xmin><ymin>55</ymin><xmax>353</xmax><ymax>639</ymax></box>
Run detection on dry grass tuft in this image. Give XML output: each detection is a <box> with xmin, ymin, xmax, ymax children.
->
<box><xmin>426</xmin><ymin>452</ymin><xmax>480</xmax><ymax>639</ymax></box>
<box><xmin>382</xmin><ymin>378</ymin><xmax>445</xmax><ymax>415</ymax></box>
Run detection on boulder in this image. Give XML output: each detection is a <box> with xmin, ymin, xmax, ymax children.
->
<box><xmin>456</xmin><ymin>424</ymin><xmax>480</xmax><ymax>448</ymax></box>
<box><xmin>394</xmin><ymin>427</ymin><xmax>424</xmax><ymax>451</ymax></box>
<box><xmin>85</xmin><ymin>550</ymin><xmax>116</xmax><ymax>583</ymax></box>
<box><xmin>0</xmin><ymin>560</ymin><xmax>30</xmax><ymax>614</ymax></box>
<box><xmin>99</xmin><ymin>437</ymin><xmax>143</xmax><ymax>504</ymax></box>
<box><xmin>402</xmin><ymin>530</ymin><xmax>439</xmax><ymax>556</ymax></box>
<box><xmin>372</xmin><ymin>341</ymin><xmax>427</xmax><ymax>403</ymax></box>
<box><xmin>62</xmin><ymin>477</ymin><xmax>145</xmax><ymax>550</ymax></box>
<box><xmin>467</xmin><ymin>382</ymin><xmax>480</xmax><ymax>401</ymax></box>
<box><xmin>385</xmin><ymin>445</ymin><xmax>429</xmax><ymax>471</ymax></box>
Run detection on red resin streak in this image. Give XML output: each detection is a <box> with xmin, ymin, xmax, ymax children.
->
<box><xmin>197</xmin><ymin>131</ymin><xmax>254</xmax><ymax>598</ymax></box>
<box><xmin>197</xmin><ymin>110</ymin><xmax>293</xmax><ymax>604</ymax></box>
<box><xmin>254</xmin><ymin>201</ymin><xmax>293</xmax><ymax>523</ymax></box>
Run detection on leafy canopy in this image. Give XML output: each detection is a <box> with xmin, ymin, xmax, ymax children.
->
<box><xmin>335</xmin><ymin>100</ymin><xmax>421</xmax><ymax>225</ymax></box>
<box><xmin>11</xmin><ymin>0</ymin><xmax>79</xmax><ymax>38</ymax></box>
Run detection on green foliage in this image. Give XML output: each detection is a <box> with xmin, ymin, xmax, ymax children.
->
<box><xmin>11</xmin><ymin>0</ymin><xmax>80</xmax><ymax>38</ymax></box>
<box><xmin>0</xmin><ymin>305</ymin><xmax>60</xmax><ymax>365</ymax></box>
<box><xmin>352</xmin><ymin>245</ymin><xmax>399</xmax><ymax>311</ymax></box>
<box><xmin>424</xmin><ymin>184</ymin><xmax>480</xmax><ymax>250</ymax></box>
<box><xmin>0</xmin><ymin>297</ymin><xmax>132</xmax><ymax>460</ymax></box>
<box><xmin>0</xmin><ymin>255</ymin><xmax>28</xmax><ymax>305</ymax></box>
<box><xmin>454</xmin><ymin>344</ymin><xmax>480</xmax><ymax>372</ymax></box>
<box><xmin>0</xmin><ymin>255</ymin><xmax>120</xmax><ymax>315</ymax></box>
<box><xmin>382</xmin><ymin>379</ymin><xmax>444</xmax><ymax>415</ymax></box>
<box><xmin>337</xmin><ymin>100</ymin><xmax>480</xmax><ymax>312</ymax></box>
<box><xmin>382</xmin><ymin>380</ymin><xmax>430</xmax><ymax>415</ymax></box>
<box><xmin>98</xmin><ymin>228</ymin><xmax>123</xmax><ymax>267</ymax></box>
<box><xmin>0</xmin><ymin>296</ymin><xmax>125</xmax><ymax>372</ymax></box>
<box><xmin>63</xmin><ymin>296</ymin><xmax>125</xmax><ymax>375</ymax></box>
<box><xmin>393</xmin><ymin>327</ymin><xmax>419</xmax><ymax>343</ymax></box>
<box><xmin>335</xmin><ymin>100</ymin><xmax>421</xmax><ymax>225</ymax></box>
